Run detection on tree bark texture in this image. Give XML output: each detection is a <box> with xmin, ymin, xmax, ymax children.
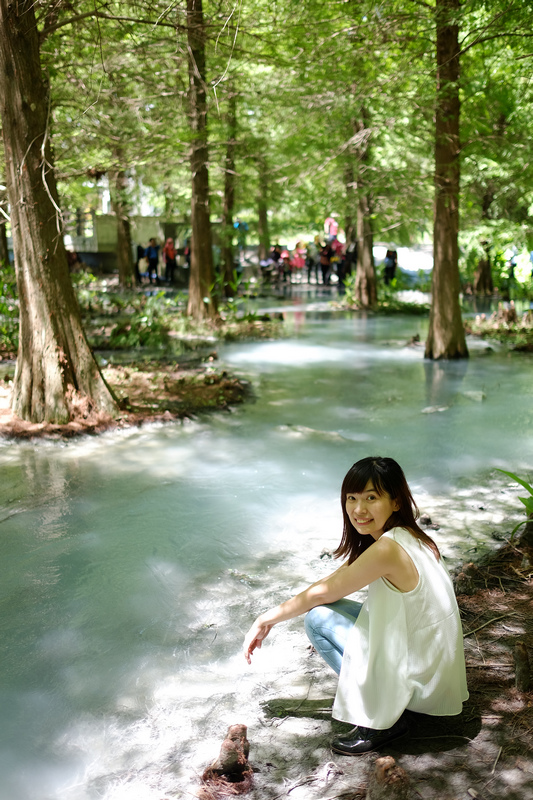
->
<box><xmin>186</xmin><ymin>0</ymin><xmax>216</xmax><ymax>319</ymax></box>
<box><xmin>425</xmin><ymin>0</ymin><xmax>468</xmax><ymax>360</ymax></box>
<box><xmin>344</xmin><ymin>160</ymin><xmax>356</xmax><ymax>245</ymax></box>
<box><xmin>355</xmin><ymin>191</ymin><xmax>377</xmax><ymax>306</ymax></box>
<box><xmin>257</xmin><ymin>155</ymin><xmax>270</xmax><ymax>261</ymax></box>
<box><xmin>0</xmin><ymin>190</ymin><xmax>9</xmax><ymax>266</ymax></box>
<box><xmin>110</xmin><ymin>167</ymin><xmax>134</xmax><ymax>289</ymax></box>
<box><xmin>473</xmin><ymin>242</ymin><xmax>493</xmax><ymax>294</ymax></box>
<box><xmin>221</xmin><ymin>87</ymin><xmax>236</xmax><ymax>297</ymax></box>
<box><xmin>352</xmin><ymin>115</ymin><xmax>377</xmax><ymax>307</ymax></box>
<box><xmin>0</xmin><ymin>0</ymin><xmax>117</xmax><ymax>423</ymax></box>
<box><xmin>473</xmin><ymin>258</ymin><xmax>493</xmax><ymax>295</ymax></box>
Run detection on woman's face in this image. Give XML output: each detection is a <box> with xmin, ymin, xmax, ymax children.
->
<box><xmin>345</xmin><ymin>480</ymin><xmax>399</xmax><ymax>540</ymax></box>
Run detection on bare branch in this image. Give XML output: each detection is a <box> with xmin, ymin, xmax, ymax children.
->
<box><xmin>40</xmin><ymin>10</ymin><xmax>180</xmax><ymax>40</ymax></box>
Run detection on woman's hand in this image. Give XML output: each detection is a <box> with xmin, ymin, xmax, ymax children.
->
<box><xmin>243</xmin><ymin>616</ymin><xmax>274</xmax><ymax>664</ymax></box>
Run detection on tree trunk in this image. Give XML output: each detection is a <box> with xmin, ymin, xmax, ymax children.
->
<box><xmin>186</xmin><ymin>0</ymin><xmax>217</xmax><ymax>320</ymax></box>
<box><xmin>352</xmin><ymin>114</ymin><xmax>376</xmax><ymax>307</ymax></box>
<box><xmin>473</xmin><ymin>241</ymin><xmax>493</xmax><ymax>294</ymax></box>
<box><xmin>110</xmin><ymin>167</ymin><xmax>134</xmax><ymax>289</ymax></box>
<box><xmin>257</xmin><ymin>155</ymin><xmax>270</xmax><ymax>261</ymax></box>
<box><xmin>344</xmin><ymin>160</ymin><xmax>356</xmax><ymax>246</ymax></box>
<box><xmin>0</xmin><ymin>0</ymin><xmax>117</xmax><ymax>423</ymax></box>
<box><xmin>473</xmin><ymin>258</ymin><xmax>493</xmax><ymax>295</ymax></box>
<box><xmin>425</xmin><ymin>0</ymin><xmax>468</xmax><ymax>360</ymax></box>
<box><xmin>0</xmin><ymin>187</ymin><xmax>9</xmax><ymax>266</ymax></box>
<box><xmin>355</xmin><ymin>191</ymin><xmax>377</xmax><ymax>306</ymax></box>
<box><xmin>222</xmin><ymin>86</ymin><xmax>236</xmax><ymax>297</ymax></box>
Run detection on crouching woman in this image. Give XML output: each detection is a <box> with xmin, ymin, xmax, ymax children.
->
<box><xmin>243</xmin><ymin>456</ymin><xmax>468</xmax><ymax>755</ymax></box>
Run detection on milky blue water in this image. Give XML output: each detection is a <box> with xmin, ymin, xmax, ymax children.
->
<box><xmin>0</xmin><ymin>297</ymin><xmax>532</xmax><ymax>799</ymax></box>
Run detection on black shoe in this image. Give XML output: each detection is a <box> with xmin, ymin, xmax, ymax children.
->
<box><xmin>331</xmin><ymin>717</ymin><xmax>409</xmax><ymax>755</ymax></box>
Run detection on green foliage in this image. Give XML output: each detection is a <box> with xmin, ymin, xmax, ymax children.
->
<box><xmin>459</xmin><ymin>224</ymin><xmax>533</xmax><ymax>295</ymax></box>
<box><xmin>32</xmin><ymin>0</ymin><xmax>533</xmax><ymax>280</ymax></box>
<box><xmin>107</xmin><ymin>292</ymin><xmax>176</xmax><ymax>349</ymax></box>
<box><xmin>339</xmin><ymin>272</ymin><xmax>358</xmax><ymax>308</ymax></box>
<box><xmin>212</xmin><ymin>270</ymin><xmax>259</xmax><ymax>322</ymax></box>
<box><xmin>496</xmin><ymin>469</ymin><xmax>533</xmax><ymax>540</ymax></box>
<box><xmin>0</xmin><ymin>262</ymin><xmax>19</xmax><ymax>353</ymax></box>
<box><xmin>71</xmin><ymin>269</ymin><xmax>101</xmax><ymax>313</ymax></box>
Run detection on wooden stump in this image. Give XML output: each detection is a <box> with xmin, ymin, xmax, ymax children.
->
<box><xmin>366</xmin><ymin>756</ymin><xmax>410</xmax><ymax>800</ymax></box>
<box><xmin>198</xmin><ymin>724</ymin><xmax>253</xmax><ymax>798</ymax></box>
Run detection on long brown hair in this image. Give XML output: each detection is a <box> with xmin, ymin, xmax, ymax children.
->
<box><xmin>333</xmin><ymin>456</ymin><xmax>440</xmax><ymax>564</ymax></box>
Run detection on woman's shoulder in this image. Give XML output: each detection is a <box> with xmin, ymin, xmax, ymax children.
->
<box><xmin>382</xmin><ymin>526</ymin><xmax>415</xmax><ymax>543</ymax></box>
<box><xmin>382</xmin><ymin>527</ymin><xmax>430</xmax><ymax>555</ymax></box>
<box><xmin>369</xmin><ymin>531</ymin><xmax>410</xmax><ymax>563</ymax></box>
<box><xmin>383</xmin><ymin>527</ymin><xmax>442</xmax><ymax>567</ymax></box>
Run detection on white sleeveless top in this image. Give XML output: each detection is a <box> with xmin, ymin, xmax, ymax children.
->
<box><xmin>332</xmin><ymin>527</ymin><xmax>469</xmax><ymax>729</ymax></box>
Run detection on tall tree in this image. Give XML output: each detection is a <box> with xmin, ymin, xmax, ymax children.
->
<box><xmin>353</xmin><ymin>112</ymin><xmax>377</xmax><ymax>307</ymax></box>
<box><xmin>185</xmin><ymin>0</ymin><xmax>217</xmax><ymax>319</ymax></box>
<box><xmin>425</xmin><ymin>0</ymin><xmax>468</xmax><ymax>359</ymax></box>
<box><xmin>0</xmin><ymin>0</ymin><xmax>117</xmax><ymax>422</ymax></box>
<box><xmin>109</xmin><ymin>164</ymin><xmax>134</xmax><ymax>289</ymax></box>
<box><xmin>221</xmin><ymin>84</ymin><xmax>237</xmax><ymax>296</ymax></box>
<box><xmin>256</xmin><ymin>153</ymin><xmax>270</xmax><ymax>261</ymax></box>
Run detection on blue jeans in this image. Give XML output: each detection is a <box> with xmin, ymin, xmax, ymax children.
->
<box><xmin>304</xmin><ymin>598</ymin><xmax>362</xmax><ymax>675</ymax></box>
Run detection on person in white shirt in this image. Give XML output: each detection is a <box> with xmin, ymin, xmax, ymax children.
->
<box><xmin>243</xmin><ymin>456</ymin><xmax>468</xmax><ymax>755</ymax></box>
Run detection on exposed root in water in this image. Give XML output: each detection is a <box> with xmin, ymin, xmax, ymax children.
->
<box><xmin>198</xmin><ymin>725</ymin><xmax>253</xmax><ymax>799</ymax></box>
<box><xmin>197</xmin><ymin>772</ymin><xmax>254</xmax><ymax>799</ymax></box>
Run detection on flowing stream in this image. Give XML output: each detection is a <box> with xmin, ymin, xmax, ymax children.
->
<box><xmin>1</xmin><ymin>291</ymin><xmax>532</xmax><ymax>800</ymax></box>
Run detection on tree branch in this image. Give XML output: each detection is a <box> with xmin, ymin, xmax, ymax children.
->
<box><xmin>40</xmin><ymin>11</ymin><xmax>180</xmax><ymax>40</ymax></box>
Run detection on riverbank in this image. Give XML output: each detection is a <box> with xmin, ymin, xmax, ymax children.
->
<box><xmin>0</xmin><ymin>357</ymin><xmax>250</xmax><ymax>439</ymax></box>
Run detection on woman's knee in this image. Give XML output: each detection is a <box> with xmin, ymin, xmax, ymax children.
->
<box><xmin>304</xmin><ymin>605</ymin><xmax>331</xmax><ymax>638</ymax></box>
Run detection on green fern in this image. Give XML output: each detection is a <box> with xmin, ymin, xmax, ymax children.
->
<box><xmin>496</xmin><ymin>469</ymin><xmax>533</xmax><ymax>540</ymax></box>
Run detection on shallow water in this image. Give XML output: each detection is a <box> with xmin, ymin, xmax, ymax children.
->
<box><xmin>1</xmin><ymin>295</ymin><xmax>532</xmax><ymax>799</ymax></box>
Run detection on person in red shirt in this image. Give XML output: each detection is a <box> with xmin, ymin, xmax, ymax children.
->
<box><xmin>162</xmin><ymin>237</ymin><xmax>177</xmax><ymax>283</ymax></box>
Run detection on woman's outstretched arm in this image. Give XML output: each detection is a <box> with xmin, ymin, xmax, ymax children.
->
<box><xmin>243</xmin><ymin>536</ymin><xmax>401</xmax><ymax>663</ymax></box>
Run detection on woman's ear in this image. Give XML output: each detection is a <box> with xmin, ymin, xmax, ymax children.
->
<box><xmin>393</xmin><ymin>498</ymin><xmax>400</xmax><ymax>511</ymax></box>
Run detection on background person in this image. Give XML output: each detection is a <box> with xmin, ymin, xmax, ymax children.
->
<box><xmin>162</xmin><ymin>237</ymin><xmax>177</xmax><ymax>283</ymax></box>
<box><xmin>384</xmin><ymin>248</ymin><xmax>398</xmax><ymax>285</ymax></box>
<box><xmin>319</xmin><ymin>241</ymin><xmax>334</xmax><ymax>285</ymax></box>
<box><xmin>145</xmin><ymin>238</ymin><xmax>160</xmax><ymax>285</ymax></box>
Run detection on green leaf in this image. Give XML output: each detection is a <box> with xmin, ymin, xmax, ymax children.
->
<box><xmin>518</xmin><ymin>496</ymin><xmax>533</xmax><ymax>515</ymax></box>
<box><xmin>496</xmin><ymin>468</ymin><xmax>533</xmax><ymax>496</ymax></box>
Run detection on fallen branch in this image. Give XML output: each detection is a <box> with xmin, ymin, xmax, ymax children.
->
<box><xmin>463</xmin><ymin>613</ymin><xmax>517</xmax><ymax>637</ymax></box>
